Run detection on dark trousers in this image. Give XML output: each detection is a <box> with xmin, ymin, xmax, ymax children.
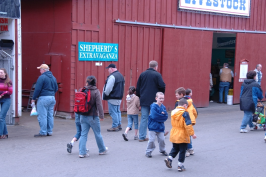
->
<box><xmin>169</xmin><ymin>143</ymin><xmax>187</xmax><ymax>163</ymax></box>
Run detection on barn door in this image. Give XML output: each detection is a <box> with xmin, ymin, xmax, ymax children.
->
<box><xmin>233</xmin><ymin>33</ymin><xmax>266</xmax><ymax>104</ymax></box>
<box><xmin>161</xmin><ymin>28</ymin><xmax>213</xmax><ymax>110</ymax></box>
<box><xmin>0</xmin><ymin>54</ymin><xmax>14</xmax><ymax>125</ymax></box>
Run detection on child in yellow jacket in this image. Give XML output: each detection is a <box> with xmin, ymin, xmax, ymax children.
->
<box><xmin>164</xmin><ymin>98</ymin><xmax>197</xmax><ymax>172</ymax></box>
<box><xmin>174</xmin><ymin>87</ymin><xmax>198</xmax><ymax>157</ymax></box>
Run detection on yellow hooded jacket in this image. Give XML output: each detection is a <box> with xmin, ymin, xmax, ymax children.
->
<box><xmin>175</xmin><ymin>97</ymin><xmax>198</xmax><ymax>125</ymax></box>
<box><xmin>170</xmin><ymin>106</ymin><xmax>194</xmax><ymax>144</ymax></box>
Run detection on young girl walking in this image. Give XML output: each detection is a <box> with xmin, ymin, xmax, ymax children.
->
<box><xmin>122</xmin><ymin>86</ymin><xmax>140</xmax><ymax>141</ymax></box>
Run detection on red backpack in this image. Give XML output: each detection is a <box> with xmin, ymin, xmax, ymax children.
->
<box><xmin>74</xmin><ymin>88</ymin><xmax>92</xmax><ymax>113</ymax></box>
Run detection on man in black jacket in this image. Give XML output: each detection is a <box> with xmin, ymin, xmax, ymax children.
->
<box><xmin>136</xmin><ymin>61</ymin><xmax>166</xmax><ymax>142</ymax></box>
<box><xmin>103</xmin><ymin>64</ymin><xmax>125</xmax><ymax>132</ymax></box>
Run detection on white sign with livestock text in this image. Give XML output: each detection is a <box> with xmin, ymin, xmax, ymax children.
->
<box><xmin>179</xmin><ymin>0</ymin><xmax>250</xmax><ymax>17</ymax></box>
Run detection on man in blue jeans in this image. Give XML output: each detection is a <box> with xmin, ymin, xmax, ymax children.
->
<box><xmin>103</xmin><ymin>64</ymin><xmax>125</xmax><ymax>132</ymax></box>
<box><xmin>219</xmin><ymin>63</ymin><xmax>234</xmax><ymax>103</ymax></box>
<box><xmin>136</xmin><ymin>61</ymin><xmax>165</xmax><ymax>142</ymax></box>
<box><xmin>32</xmin><ymin>64</ymin><xmax>58</xmax><ymax>137</ymax></box>
<box><xmin>239</xmin><ymin>70</ymin><xmax>263</xmax><ymax>133</ymax></box>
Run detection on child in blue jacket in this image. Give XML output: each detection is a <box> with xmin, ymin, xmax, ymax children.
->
<box><xmin>145</xmin><ymin>92</ymin><xmax>168</xmax><ymax>158</ymax></box>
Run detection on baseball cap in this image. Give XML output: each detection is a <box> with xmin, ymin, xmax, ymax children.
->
<box><xmin>37</xmin><ymin>64</ymin><xmax>49</xmax><ymax>69</ymax></box>
<box><xmin>106</xmin><ymin>63</ymin><xmax>116</xmax><ymax>69</ymax></box>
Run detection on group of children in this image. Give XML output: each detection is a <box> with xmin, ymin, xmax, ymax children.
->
<box><xmin>122</xmin><ymin>86</ymin><xmax>198</xmax><ymax>172</ymax></box>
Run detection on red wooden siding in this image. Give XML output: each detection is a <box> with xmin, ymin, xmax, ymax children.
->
<box><xmin>233</xmin><ymin>33</ymin><xmax>266</xmax><ymax>104</ymax></box>
<box><xmin>71</xmin><ymin>23</ymin><xmax>162</xmax><ymax>111</ymax></box>
<box><xmin>162</xmin><ymin>28</ymin><xmax>213</xmax><ymax>109</ymax></box>
<box><xmin>21</xmin><ymin>0</ymin><xmax>72</xmax><ymax>112</ymax></box>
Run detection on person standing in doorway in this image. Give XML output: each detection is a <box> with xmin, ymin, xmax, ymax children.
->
<box><xmin>136</xmin><ymin>60</ymin><xmax>166</xmax><ymax>142</ymax></box>
<box><xmin>219</xmin><ymin>63</ymin><xmax>234</xmax><ymax>103</ymax></box>
<box><xmin>254</xmin><ymin>64</ymin><xmax>262</xmax><ymax>85</ymax></box>
<box><xmin>103</xmin><ymin>64</ymin><xmax>125</xmax><ymax>132</ymax></box>
<box><xmin>32</xmin><ymin>64</ymin><xmax>58</xmax><ymax>137</ymax></box>
<box><xmin>0</xmin><ymin>68</ymin><xmax>13</xmax><ymax>139</ymax></box>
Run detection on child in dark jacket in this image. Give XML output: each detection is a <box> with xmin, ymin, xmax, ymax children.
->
<box><xmin>145</xmin><ymin>92</ymin><xmax>168</xmax><ymax>158</ymax></box>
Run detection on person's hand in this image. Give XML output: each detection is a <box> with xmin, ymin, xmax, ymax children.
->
<box><xmin>0</xmin><ymin>95</ymin><xmax>2</xmax><ymax>99</ymax></box>
<box><xmin>31</xmin><ymin>100</ymin><xmax>35</xmax><ymax>104</ymax></box>
<box><xmin>192</xmin><ymin>134</ymin><xmax>197</xmax><ymax>139</ymax></box>
<box><xmin>162</xmin><ymin>112</ymin><xmax>165</xmax><ymax>114</ymax></box>
<box><xmin>100</xmin><ymin>118</ymin><xmax>104</xmax><ymax>121</ymax></box>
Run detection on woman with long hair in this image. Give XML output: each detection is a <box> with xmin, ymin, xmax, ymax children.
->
<box><xmin>78</xmin><ymin>75</ymin><xmax>108</xmax><ymax>158</ymax></box>
<box><xmin>0</xmin><ymin>68</ymin><xmax>13</xmax><ymax>139</ymax></box>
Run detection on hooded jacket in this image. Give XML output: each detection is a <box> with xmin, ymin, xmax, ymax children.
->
<box><xmin>136</xmin><ymin>68</ymin><xmax>166</xmax><ymax>107</ymax></box>
<box><xmin>33</xmin><ymin>71</ymin><xmax>58</xmax><ymax>100</ymax></box>
<box><xmin>82</xmin><ymin>85</ymin><xmax>104</xmax><ymax>119</ymax></box>
<box><xmin>240</xmin><ymin>79</ymin><xmax>263</xmax><ymax>113</ymax></box>
<box><xmin>126</xmin><ymin>94</ymin><xmax>140</xmax><ymax>115</ymax></box>
<box><xmin>170</xmin><ymin>106</ymin><xmax>194</xmax><ymax>144</ymax></box>
<box><xmin>148</xmin><ymin>103</ymin><xmax>168</xmax><ymax>132</ymax></box>
<box><xmin>175</xmin><ymin>96</ymin><xmax>198</xmax><ymax>125</ymax></box>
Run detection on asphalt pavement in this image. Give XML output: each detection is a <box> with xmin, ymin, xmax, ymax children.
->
<box><xmin>1</xmin><ymin>103</ymin><xmax>266</xmax><ymax>177</ymax></box>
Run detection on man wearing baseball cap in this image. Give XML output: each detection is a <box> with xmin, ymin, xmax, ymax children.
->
<box><xmin>103</xmin><ymin>63</ymin><xmax>125</xmax><ymax>132</ymax></box>
<box><xmin>32</xmin><ymin>64</ymin><xmax>58</xmax><ymax>137</ymax></box>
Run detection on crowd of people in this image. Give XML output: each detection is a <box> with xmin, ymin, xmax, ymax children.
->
<box><xmin>0</xmin><ymin>60</ymin><xmax>265</xmax><ymax>172</ymax></box>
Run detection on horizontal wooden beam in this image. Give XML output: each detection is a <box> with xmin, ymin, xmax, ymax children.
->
<box><xmin>72</xmin><ymin>22</ymin><xmax>99</xmax><ymax>31</ymax></box>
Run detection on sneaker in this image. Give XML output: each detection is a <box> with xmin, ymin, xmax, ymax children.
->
<box><xmin>134</xmin><ymin>136</ymin><xmax>138</xmax><ymax>140</ymax></box>
<box><xmin>107</xmin><ymin>127</ymin><xmax>119</xmax><ymax>132</ymax></box>
<box><xmin>145</xmin><ymin>152</ymin><xmax>152</xmax><ymax>158</ymax></box>
<box><xmin>164</xmin><ymin>131</ymin><xmax>169</xmax><ymax>136</ymax></box>
<box><xmin>250</xmin><ymin>127</ymin><xmax>255</xmax><ymax>131</ymax></box>
<box><xmin>79</xmin><ymin>153</ymin><xmax>89</xmax><ymax>158</ymax></box>
<box><xmin>240</xmin><ymin>129</ymin><xmax>248</xmax><ymax>133</ymax></box>
<box><xmin>67</xmin><ymin>143</ymin><xmax>73</xmax><ymax>153</ymax></box>
<box><xmin>122</xmin><ymin>133</ymin><xmax>128</xmax><ymax>141</ymax></box>
<box><xmin>164</xmin><ymin>158</ymin><xmax>172</xmax><ymax>168</ymax></box>
<box><xmin>160</xmin><ymin>151</ymin><xmax>168</xmax><ymax>156</ymax></box>
<box><xmin>47</xmin><ymin>133</ymin><xmax>52</xmax><ymax>136</ymax></box>
<box><xmin>99</xmin><ymin>147</ymin><xmax>108</xmax><ymax>155</ymax></box>
<box><xmin>34</xmin><ymin>133</ymin><xmax>47</xmax><ymax>137</ymax></box>
<box><xmin>185</xmin><ymin>150</ymin><xmax>190</xmax><ymax>157</ymax></box>
<box><xmin>139</xmin><ymin>138</ymin><xmax>149</xmax><ymax>142</ymax></box>
<box><xmin>210</xmin><ymin>100</ymin><xmax>213</xmax><ymax>102</ymax></box>
<box><xmin>177</xmin><ymin>165</ymin><xmax>186</xmax><ymax>172</ymax></box>
<box><xmin>264</xmin><ymin>136</ymin><xmax>266</xmax><ymax>143</ymax></box>
<box><xmin>187</xmin><ymin>149</ymin><xmax>194</xmax><ymax>155</ymax></box>
<box><xmin>118</xmin><ymin>125</ymin><xmax>122</xmax><ymax>131</ymax></box>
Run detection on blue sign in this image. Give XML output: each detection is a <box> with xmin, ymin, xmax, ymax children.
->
<box><xmin>78</xmin><ymin>42</ymin><xmax>118</xmax><ymax>61</ymax></box>
<box><xmin>217</xmin><ymin>37</ymin><xmax>236</xmax><ymax>48</ymax></box>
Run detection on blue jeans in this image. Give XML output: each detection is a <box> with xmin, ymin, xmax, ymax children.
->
<box><xmin>0</xmin><ymin>98</ymin><xmax>11</xmax><ymax>135</ymax></box>
<box><xmin>139</xmin><ymin>106</ymin><xmax>150</xmax><ymax>140</ymax></box>
<box><xmin>108</xmin><ymin>102</ymin><xmax>121</xmax><ymax>128</ymax></box>
<box><xmin>219</xmin><ymin>82</ymin><xmax>230</xmax><ymax>102</ymax></box>
<box><xmin>240</xmin><ymin>111</ymin><xmax>254</xmax><ymax>129</ymax></box>
<box><xmin>258</xmin><ymin>81</ymin><xmax>261</xmax><ymax>85</ymax></box>
<box><xmin>37</xmin><ymin>96</ymin><xmax>56</xmax><ymax>135</ymax></box>
<box><xmin>187</xmin><ymin>136</ymin><xmax>192</xmax><ymax>149</ymax></box>
<box><xmin>79</xmin><ymin>115</ymin><xmax>106</xmax><ymax>155</ymax></box>
<box><xmin>74</xmin><ymin>113</ymin><xmax>81</xmax><ymax>140</ymax></box>
<box><xmin>127</xmin><ymin>115</ymin><xmax>139</xmax><ymax>130</ymax></box>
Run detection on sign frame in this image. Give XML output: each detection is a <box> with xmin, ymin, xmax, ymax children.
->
<box><xmin>178</xmin><ymin>0</ymin><xmax>251</xmax><ymax>18</ymax></box>
<box><xmin>78</xmin><ymin>42</ymin><xmax>119</xmax><ymax>62</ymax></box>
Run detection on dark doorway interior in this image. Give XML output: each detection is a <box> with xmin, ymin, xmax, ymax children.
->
<box><xmin>210</xmin><ymin>33</ymin><xmax>236</xmax><ymax>103</ymax></box>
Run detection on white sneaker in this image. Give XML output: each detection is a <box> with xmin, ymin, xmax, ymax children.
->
<box><xmin>188</xmin><ymin>149</ymin><xmax>195</xmax><ymax>155</ymax></box>
<box><xmin>210</xmin><ymin>100</ymin><xmax>213</xmax><ymax>102</ymax></box>
<box><xmin>185</xmin><ymin>150</ymin><xmax>190</xmax><ymax>157</ymax></box>
<box><xmin>250</xmin><ymin>127</ymin><xmax>255</xmax><ymax>131</ymax></box>
<box><xmin>240</xmin><ymin>129</ymin><xmax>248</xmax><ymax>133</ymax></box>
<box><xmin>99</xmin><ymin>147</ymin><xmax>108</xmax><ymax>155</ymax></box>
<box><xmin>264</xmin><ymin>136</ymin><xmax>266</xmax><ymax>143</ymax></box>
<box><xmin>79</xmin><ymin>153</ymin><xmax>89</xmax><ymax>158</ymax></box>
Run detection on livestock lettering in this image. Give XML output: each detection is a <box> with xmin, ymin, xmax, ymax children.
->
<box><xmin>183</xmin><ymin>0</ymin><xmax>247</xmax><ymax>11</ymax></box>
